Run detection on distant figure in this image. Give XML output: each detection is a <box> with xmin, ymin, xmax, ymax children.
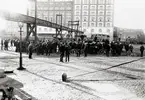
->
<box><xmin>105</xmin><ymin>43</ymin><xmax>110</xmax><ymax>57</ymax></box>
<box><xmin>28</xmin><ymin>42</ymin><xmax>33</xmax><ymax>59</ymax></box>
<box><xmin>59</xmin><ymin>42</ymin><xmax>65</xmax><ymax>62</ymax></box>
<box><xmin>65</xmin><ymin>42</ymin><xmax>71</xmax><ymax>62</ymax></box>
<box><xmin>140</xmin><ymin>44</ymin><xmax>144</xmax><ymax>57</ymax></box>
<box><xmin>129</xmin><ymin>44</ymin><xmax>133</xmax><ymax>53</ymax></box>
<box><xmin>4</xmin><ymin>40</ymin><xmax>8</xmax><ymax>51</ymax></box>
<box><xmin>84</xmin><ymin>42</ymin><xmax>88</xmax><ymax>57</ymax></box>
<box><xmin>1</xmin><ymin>39</ymin><xmax>3</xmax><ymax>50</ymax></box>
<box><xmin>125</xmin><ymin>43</ymin><xmax>129</xmax><ymax>56</ymax></box>
<box><xmin>129</xmin><ymin>44</ymin><xmax>134</xmax><ymax>56</ymax></box>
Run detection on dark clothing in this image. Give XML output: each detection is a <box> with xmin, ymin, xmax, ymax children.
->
<box><xmin>129</xmin><ymin>45</ymin><xmax>133</xmax><ymax>53</ymax></box>
<box><xmin>59</xmin><ymin>43</ymin><xmax>65</xmax><ymax>62</ymax></box>
<box><xmin>76</xmin><ymin>42</ymin><xmax>82</xmax><ymax>57</ymax></box>
<box><xmin>1</xmin><ymin>40</ymin><xmax>3</xmax><ymax>50</ymax></box>
<box><xmin>84</xmin><ymin>43</ymin><xmax>88</xmax><ymax>57</ymax></box>
<box><xmin>140</xmin><ymin>45</ymin><xmax>144</xmax><ymax>57</ymax></box>
<box><xmin>106</xmin><ymin>44</ymin><xmax>110</xmax><ymax>57</ymax></box>
<box><xmin>28</xmin><ymin>43</ymin><xmax>33</xmax><ymax>59</ymax></box>
<box><xmin>65</xmin><ymin>44</ymin><xmax>70</xmax><ymax>62</ymax></box>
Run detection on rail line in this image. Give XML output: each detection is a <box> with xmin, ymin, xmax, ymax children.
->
<box><xmin>68</xmin><ymin>57</ymin><xmax>145</xmax><ymax>79</ymax></box>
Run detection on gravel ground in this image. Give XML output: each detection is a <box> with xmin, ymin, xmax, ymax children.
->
<box><xmin>0</xmin><ymin>50</ymin><xmax>145</xmax><ymax>100</ymax></box>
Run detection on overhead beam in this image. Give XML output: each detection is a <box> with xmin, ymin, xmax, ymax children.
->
<box><xmin>0</xmin><ymin>10</ymin><xmax>83</xmax><ymax>34</ymax></box>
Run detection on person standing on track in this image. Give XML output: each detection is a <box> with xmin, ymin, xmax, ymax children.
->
<box><xmin>59</xmin><ymin>41</ymin><xmax>65</xmax><ymax>62</ymax></box>
<box><xmin>28</xmin><ymin>41</ymin><xmax>33</xmax><ymax>59</ymax></box>
<box><xmin>65</xmin><ymin>42</ymin><xmax>71</xmax><ymax>62</ymax></box>
<box><xmin>140</xmin><ymin>44</ymin><xmax>144</xmax><ymax>57</ymax></box>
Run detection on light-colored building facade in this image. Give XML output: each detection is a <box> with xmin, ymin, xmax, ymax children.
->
<box><xmin>73</xmin><ymin>0</ymin><xmax>114</xmax><ymax>40</ymax></box>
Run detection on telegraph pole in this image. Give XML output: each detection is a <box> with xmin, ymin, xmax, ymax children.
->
<box><xmin>35</xmin><ymin>0</ymin><xmax>37</xmax><ymax>42</ymax></box>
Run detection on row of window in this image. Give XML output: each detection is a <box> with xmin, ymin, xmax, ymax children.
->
<box><xmin>83</xmin><ymin>28</ymin><xmax>111</xmax><ymax>33</ymax></box>
<box><xmin>75</xmin><ymin>11</ymin><xmax>112</xmax><ymax>16</ymax></box>
<box><xmin>75</xmin><ymin>5</ymin><xmax>113</xmax><ymax>10</ymax></box>
<box><xmin>75</xmin><ymin>16</ymin><xmax>112</xmax><ymax>22</ymax></box>
<box><xmin>48</xmin><ymin>3</ymin><xmax>73</xmax><ymax>7</ymax></box>
<box><xmin>35</xmin><ymin>11</ymin><xmax>112</xmax><ymax>16</ymax></box>
<box><xmin>74</xmin><ymin>0</ymin><xmax>114</xmax><ymax>4</ymax></box>
<box><xmin>81</xmin><ymin>22</ymin><xmax>112</xmax><ymax>27</ymax></box>
<box><xmin>49</xmin><ymin>12</ymin><xmax>72</xmax><ymax>15</ymax></box>
<box><xmin>37</xmin><ymin>4</ymin><xmax>113</xmax><ymax>11</ymax></box>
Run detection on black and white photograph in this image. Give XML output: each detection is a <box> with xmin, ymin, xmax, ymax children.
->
<box><xmin>0</xmin><ymin>0</ymin><xmax>145</xmax><ymax>100</ymax></box>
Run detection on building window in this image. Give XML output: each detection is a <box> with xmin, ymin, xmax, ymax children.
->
<box><xmin>83</xmin><ymin>0</ymin><xmax>88</xmax><ymax>4</ymax></box>
<box><xmin>107</xmin><ymin>17</ymin><xmax>111</xmax><ymax>22</ymax></box>
<box><xmin>99</xmin><ymin>17</ymin><xmax>103</xmax><ymax>22</ymax></box>
<box><xmin>75</xmin><ymin>17</ymin><xmax>80</xmax><ymax>21</ymax></box>
<box><xmin>99</xmin><ymin>6</ymin><xmax>103</xmax><ymax>9</ymax></box>
<box><xmin>83</xmin><ymin>17</ymin><xmax>87</xmax><ymax>21</ymax></box>
<box><xmin>76</xmin><ymin>11</ymin><xmax>80</xmax><ymax>15</ymax></box>
<box><xmin>49</xmin><ymin>28</ymin><xmax>52</xmax><ymax>31</ymax></box>
<box><xmin>99</xmin><ymin>11</ymin><xmax>103</xmax><ymax>15</ymax></box>
<box><xmin>90</xmin><ymin>5</ymin><xmax>95</xmax><ymax>9</ymax></box>
<box><xmin>107</xmin><ymin>12</ymin><xmax>111</xmax><ymax>15</ymax></box>
<box><xmin>91</xmin><ymin>29</ymin><xmax>94</xmax><ymax>32</ymax></box>
<box><xmin>107</xmin><ymin>29</ymin><xmax>110</xmax><ymax>33</ymax></box>
<box><xmin>107</xmin><ymin>23</ymin><xmax>110</xmax><ymax>27</ymax></box>
<box><xmin>99</xmin><ymin>23</ymin><xmax>103</xmax><ymax>27</ymax></box>
<box><xmin>99</xmin><ymin>29</ymin><xmax>102</xmax><ymax>32</ymax></box>
<box><xmin>106</xmin><ymin>0</ymin><xmax>111</xmax><ymax>4</ymax></box>
<box><xmin>83</xmin><ymin>11</ymin><xmax>87</xmax><ymax>15</ymax></box>
<box><xmin>92</xmin><ymin>23</ymin><xmax>95</xmax><ymax>27</ymax></box>
<box><xmin>90</xmin><ymin>0</ymin><xmax>96</xmax><ymax>4</ymax></box>
<box><xmin>90</xmin><ymin>11</ymin><xmax>95</xmax><ymax>15</ymax></box>
<box><xmin>39</xmin><ymin>28</ymin><xmax>41</xmax><ymax>31</ymax></box>
<box><xmin>83</xmin><ymin>23</ymin><xmax>87</xmax><ymax>27</ymax></box>
<box><xmin>44</xmin><ymin>28</ymin><xmax>47</xmax><ymax>31</ymax></box>
<box><xmin>75</xmin><ymin>0</ymin><xmax>81</xmax><ymax>4</ymax></box>
<box><xmin>107</xmin><ymin>6</ymin><xmax>111</xmax><ymax>9</ymax></box>
<box><xmin>83</xmin><ymin>29</ymin><xmax>86</xmax><ymax>32</ymax></box>
<box><xmin>76</xmin><ymin>5</ymin><xmax>80</xmax><ymax>9</ymax></box>
<box><xmin>99</xmin><ymin>0</ymin><xmax>104</xmax><ymax>4</ymax></box>
<box><xmin>91</xmin><ymin>17</ymin><xmax>95</xmax><ymax>21</ymax></box>
<box><xmin>83</xmin><ymin>5</ymin><xmax>88</xmax><ymax>9</ymax></box>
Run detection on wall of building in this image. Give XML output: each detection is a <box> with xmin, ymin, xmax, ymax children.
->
<box><xmin>73</xmin><ymin>0</ymin><xmax>114</xmax><ymax>40</ymax></box>
<box><xmin>29</xmin><ymin>0</ymin><xmax>74</xmax><ymax>35</ymax></box>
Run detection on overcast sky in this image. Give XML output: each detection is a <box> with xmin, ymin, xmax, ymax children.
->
<box><xmin>114</xmin><ymin>0</ymin><xmax>145</xmax><ymax>29</ymax></box>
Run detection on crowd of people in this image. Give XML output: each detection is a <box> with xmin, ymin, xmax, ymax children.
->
<box><xmin>0</xmin><ymin>38</ymin><xmax>145</xmax><ymax>62</ymax></box>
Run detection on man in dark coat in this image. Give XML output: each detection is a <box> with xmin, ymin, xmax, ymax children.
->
<box><xmin>28</xmin><ymin>42</ymin><xmax>33</xmax><ymax>59</ymax></box>
<box><xmin>59</xmin><ymin>42</ymin><xmax>65</xmax><ymax>62</ymax></box>
<box><xmin>84</xmin><ymin>42</ymin><xmax>88</xmax><ymax>57</ymax></box>
<box><xmin>65</xmin><ymin>42</ymin><xmax>71</xmax><ymax>62</ymax></box>
<box><xmin>140</xmin><ymin>44</ymin><xmax>144</xmax><ymax>57</ymax></box>
<box><xmin>105</xmin><ymin>43</ymin><xmax>110</xmax><ymax>57</ymax></box>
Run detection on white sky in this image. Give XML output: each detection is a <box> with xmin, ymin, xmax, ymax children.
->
<box><xmin>114</xmin><ymin>0</ymin><xmax>145</xmax><ymax>29</ymax></box>
<box><xmin>0</xmin><ymin>0</ymin><xmax>145</xmax><ymax>30</ymax></box>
